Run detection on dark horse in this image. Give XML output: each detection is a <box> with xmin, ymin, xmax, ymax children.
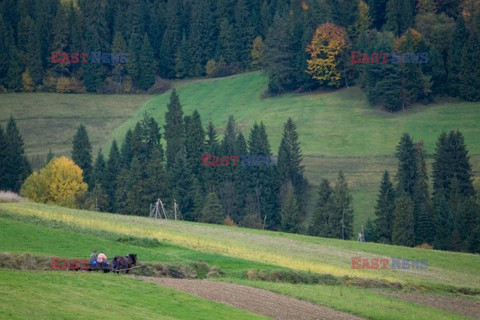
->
<box><xmin>113</xmin><ymin>254</ymin><xmax>137</xmax><ymax>273</ymax></box>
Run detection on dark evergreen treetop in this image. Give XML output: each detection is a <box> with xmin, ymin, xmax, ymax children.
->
<box><xmin>164</xmin><ymin>89</ymin><xmax>185</xmax><ymax>169</ymax></box>
<box><xmin>72</xmin><ymin>124</ymin><xmax>93</xmax><ymax>187</ymax></box>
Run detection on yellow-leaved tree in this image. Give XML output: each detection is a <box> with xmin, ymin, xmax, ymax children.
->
<box><xmin>20</xmin><ymin>157</ymin><xmax>87</xmax><ymax>208</ymax></box>
<box><xmin>306</xmin><ymin>22</ymin><xmax>349</xmax><ymax>87</ymax></box>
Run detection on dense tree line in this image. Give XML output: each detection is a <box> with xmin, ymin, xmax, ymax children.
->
<box><xmin>66</xmin><ymin>90</ymin><xmax>355</xmax><ymax>238</ymax></box>
<box><xmin>366</xmin><ymin>131</ymin><xmax>480</xmax><ymax>253</ymax></box>
<box><xmin>1</xmin><ymin>0</ymin><xmax>478</xmax><ymax>109</ymax></box>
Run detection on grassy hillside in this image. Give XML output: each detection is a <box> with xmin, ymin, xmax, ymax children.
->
<box><xmin>0</xmin><ymin>93</ymin><xmax>150</xmax><ymax>158</ymax></box>
<box><xmin>108</xmin><ymin>71</ymin><xmax>480</xmax><ymax>231</ymax></box>
<box><xmin>0</xmin><ymin>271</ymin><xmax>265</xmax><ymax>320</ymax></box>
<box><xmin>1</xmin><ymin>202</ymin><xmax>478</xmax><ymax>320</ymax></box>
<box><xmin>2</xmin><ymin>202</ymin><xmax>478</xmax><ymax>289</ymax></box>
<box><xmin>1</xmin><ymin>72</ymin><xmax>479</xmax><ymax>232</ymax></box>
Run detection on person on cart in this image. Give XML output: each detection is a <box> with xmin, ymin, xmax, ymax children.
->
<box><xmin>97</xmin><ymin>251</ymin><xmax>108</xmax><ymax>271</ymax></box>
<box><xmin>89</xmin><ymin>250</ymin><xmax>98</xmax><ymax>270</ymax></box>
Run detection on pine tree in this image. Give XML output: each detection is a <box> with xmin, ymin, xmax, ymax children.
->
<box><xmin>432</xmin><ymin>131</ymin><xmax>475</xmax><ymax>198</ymax></box>
<box><xmin>217</xmin><ymin>18</ymin><xmax>237</xmax><ymax>64</ymax></box>
<box><xmin>175</xmin><ymin>33</ymin><xmax>190</xmax><ymax>78</ymax></box>
<box><xmin>4</xmin><ymin>117</ymin><xmax>31</xmax><ymax>192</ymax></box>
<box><xmin>374</xmin><ymin>171</ymin><xmax>395</xmax><ymax>243</ymax></box>
<box><xmin>413</xmin><ymin>141</ymin><xmax>432</xmax><ymax>244</ymax></box>
<box><xmin>309</xmin><ymin>179</ymin><xmax>334</xmax><ymax>237</ymax></box>
<box><xmin>392</xmin><ymin>193</ymin><xmax>416</xmax><ymax>246</ymax></box>
<box><xmin>144</xmin><ymin>148</ymin><xmax>170</xmax><ymax>212</ymax></box>
<box><xmin>385</xmin><ymin>0</ymin><xmax>415</xmax><ymax>36</ymax></box>
<box><xmin>124</xmin><ymin>156</ymin><xmax>148</xmax><ymax>216</ymax></box>
<box><xmin>364</xmin><ymin>218</ymin><xmax>380</xmax><ymax>242</ymax></box>
<box><xmin>200</xmin><ymin>192</ymin><xmax>225</xmax><ymax>224</ymax></box>
<box><xmin>234</xmin><ymin>0</ymin><xmax>255</xmax><ymax>68</ymax></box>
<box><xmin>171</xmin><ymin>148</ymin><xmax>195</xmax><ymax>219</ymax></box>
<box><xmin>459</xmin><ymin>32</ymin><xmax>480</xmax><ymax>101</ymax></box>
<box><xmin>280</xmin><ymin>183</ymin><xmax>302</xmax><ymax>233</ymax></box>
<box><xmin>111</xmin><ymin>32</ymin><xmax>127</xmax><ymax>85</ymax></box>
<box><xmin>185</xmin><ymin>110</ymin><xmax>205</xmax><ymax>177</ymax></box>
<box><xmin>164</xmin><ymin>90</ymin><xmax>185</xmax><ymax>169</ymax></box>
<box><xmin>93</xmin><ymin>149</ymin><xmax>108</xmax><ymax>189</ymax></box>
<box><xmin>0</xmin><ymin>125</ymin><xmax>8</xmax><ymax>190</ymax></box>
<box><xmin>276</xmin><ymin>118</ymin><xmax>308</xmax><ymax>211</ymax></box>
<box><xmin>106</xmin><ymin>140</ymin><xmax>121</xmax><ymax>212</ymax></box>
<box><xmin>189</xmin><ymin>0</ymin><xmax>216</xmax><ymax>76</ymax></box>
<box><xmin>447</xmin><ymin>19</ymin><xmax>468</xmax><ymax>96</ymax></box>
<box><xmin>138</xmin><ymin>34</ymin><xmax>155</xmax><ymax>90</ymax></box>
<box><xmin>263</xmin><ymin>14</ymin><xmax>298</xmax><ymax>93</ymax></box>
<box><xmin>72</xmin><ymin>124</ymin><xmax>93</xmax><ymax>188</ymax></box>
<box><xmin>246</xmin><ymin>122</ymin><xmax>279</xmax><ymax>229</ymax></box>
<box><xmin>6</xmin><ymin>44</ymin><xmax>22</xmax><ymax>91</ymax></box>
<box><xmin>332</xmin><ymin>171</ymin><xmax>354</xmax><ymax>240</ymax></box>
<box><xmin>395</xmin><ymin>133</ymin><xmax>418</xmax><ymax>197</ymax></box>
<box><xmin>432</xmin><ymin>192</ymin><xmax>453</xmax><ymax>250</ymax></box>
<box><xmin>121</xmin><ymin>129</ymin><xmax>134</xmax><ymax>168</ymax></box>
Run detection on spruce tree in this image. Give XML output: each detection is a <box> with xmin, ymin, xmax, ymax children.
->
<box><xmin>395</xmin><ymin>133</ymin><xmax>418</xmax><ymax>197</ymax></box>
<box><xmin>263</xmin><ymin>14</ymin><xmax>298</xmax><ymax>93</ymax></box>
<box><xmin>164</xmin><ymin>89</ymin><xmax>185</xmax><ymax>169</ymax></box>
<box><xmin>111</xmin><ymin>32</ymin><xmax>127</xmax><ymax>85</ymax></box>
<box><xmin>93</xmin><ymin>149</ymin><xmax>108</xmax><ymax>190</ymax></box>
<box><xmin>392</xmin><ymin>193</ymin><xmax>416</xmax><ymax>246</ymax></box>
<box><xmin>184</xmin><ymin>110</ymin><xmax>205</xmax><ymax>177</ymax></box>
<box><xmin>171</xmin><ymin>148</ymin><xmax>195</xmax><ymax>219</ymax></box>
<box><xmin>188</xmin><ymin>0</ymin><xmax>216</xmax><ymax>76</ymax></box>
<box><xmin>374</xmin><ymin>171</ymin><xmax>395</xmax><ymax>243</ymax></box>
<box><xmin>447</xmin><ymin>20</ymin><xmax>468</xmax><ymax>96</ymax></box>
<box><xmin>124</xmin><ymin>156</ymin><xmax>148</xmax><ymax>216</ymax></box>
<box><xmin>0</xmin><ymin>16</ymin><xmax>10</xmax><ymax>85</ymax></box>
<box><xmin>72</xmin><ymin>124</ymin><xmax>93</xmax><ymax>188</ymax></box>
<box><xmin>459</xmin><ymin>32</ymin><xmax>480</xmax><ymax>101</ymax></box>
<box><xmin>276</xmin><ymin>117</ymin><xmax>308</xmax><ymax>211</ymax></box>
<box><xmin>145</xmin><ymin>148</ymin><xmax>170</xmax><ymax>213</ymax></box>
<box><xmin>6</xmin><ymin>44</ymin><xmax>22</xmax><ymax>91</ymax></box>
<box><xmin>139</xmin><ymin>34</ymin><xmax>155</xmax><ymax>90</ymax></box>
<box><xmin>121</xmin><ymin>129</ymin><xmax>134</xmax><ymax>168</ymax></box>
<box><xmin>413</xmin><ymin>141</ymin><xmax>432</xmax><ymax>244</ymax></box>
<box><xmin>106</xmin><ymin>140</ymin><xmax>121</xmax><ymax>212</ymax></box>
<box><xmin>309</xmin><ymin>179</ymin><xmax>334</xmax><ymax>237</ymax></box>
<box><xmin>246</xmin><ymin>122</ymin><xmax>279</xmax><ymax>229</ymax></box>
<box><xmin>4</xmin><ymin>117</ymin><xmax>31</xmax><ymax>192</ymax></box>
<box><xmin>217</xmin><ymin>19</ymin><xmax>237</xmax><ymax>64</ymax></box>
<box><xmin>280</xmin><ymin>183</ymin><xmax>302</xmax><ymax>233</ymax></box>
<box><xmin>332</xmin><ymin>171</ymin><xmax>354</xmax><ymax>240</ymax></box>
<box><xmin>432</xmin><ymin>192</ymin><xmax>453</xmax><ymax>250</ymax></box>
<box><xmin>364</xmin><ymin>218</ymin><xmax>380</xmax><ymax>242</ymax></box>
<box><xmin>385</xmin><ymin>0</ymin><xmax>415</xmax><ymax>36</ymax></box>
<box><xmin>200</xmin><ymin>192</ymin><xmax>225</xmax><ymax>224</ymax></box>
<box><xmin>234</xmin><ymin>0</ymin><xmax>255</xmax><ymax>68</ymax></box>
<box><xmin>0</xmin><ymin>125</ymin><xmax>8</xmax><ymax>190</ymax></box>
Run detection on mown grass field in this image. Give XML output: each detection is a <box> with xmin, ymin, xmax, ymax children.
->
<box><xmin>1</xmin><ymin>202</ymin><xmax>478</xmax><ymax>320</ymax></box>
<box><xmin>2</xmin><ymin>202</ymin><xmax>478</xmax><ymax>290</ymax></box>
<box><xmin>0</xmin><ymin>93</ymin><xmax>150</xmax><ymax>157</ymax></box>
<box><xmin>0</xmin><ymin>271</ymin><xmax>266</xmax><ymax>320</ymax></box>
<box><xmin>1</xmin><ymin>72</ymin><xmax>479</xmax><ymax>231</ymax></box>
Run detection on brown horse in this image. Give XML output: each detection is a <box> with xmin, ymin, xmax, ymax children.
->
<box><xmin>113</xmin><ymin>254</ymin><xmax>137</xmax><ymax>274</ymax></box>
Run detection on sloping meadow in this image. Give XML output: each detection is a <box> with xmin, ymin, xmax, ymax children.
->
<box><xmin>1</xmin><ymin>202</ymin><xmax>479</xmax><ymax>291</ymax></box>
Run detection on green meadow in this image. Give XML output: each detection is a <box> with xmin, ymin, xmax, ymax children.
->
<box><xmin>1</xmin><ymin>202</ymin><xmax>478</xmax><ymax>320</ymax></box>
<box><xmin>1</xmin><ymin>72</ymin><xmax>479</xmax><ymax>232</ymax></box>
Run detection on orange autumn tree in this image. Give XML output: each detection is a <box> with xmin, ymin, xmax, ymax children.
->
<box><xmin>306</xmin><ymin>23</ymin><xmax>349</xmax><ymax>87</ymax></box>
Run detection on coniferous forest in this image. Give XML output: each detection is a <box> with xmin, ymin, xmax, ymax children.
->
<box><xmin>1</xmin><ymin>0</ymin><xmax>479</xmax><ymax>110</ymax></box>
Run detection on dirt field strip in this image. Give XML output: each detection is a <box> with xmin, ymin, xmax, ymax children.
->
<box><xmin>376</xmin><ymin>290</ymin><xmax>480</xmax><ymax>319</ymax></box>
<box><xmin>140</xmin><ymin>277</ymin><xmax>364</xmax><ymax>320</ymax></box>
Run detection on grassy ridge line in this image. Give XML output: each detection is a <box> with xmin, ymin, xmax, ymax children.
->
<box><xmin>2</xmin><ymin>202</ymin><xmax>479</xmax><ymax>289</ymax></box>
<box><xmin>108</xmin><ymin>71</ymin><xmax>480</xmax><ymax>157</ymax></box>
<box><xmin>0</xmin><ymin>271</ymin><xmax>266</xmax><ymax>320</ymax></box>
